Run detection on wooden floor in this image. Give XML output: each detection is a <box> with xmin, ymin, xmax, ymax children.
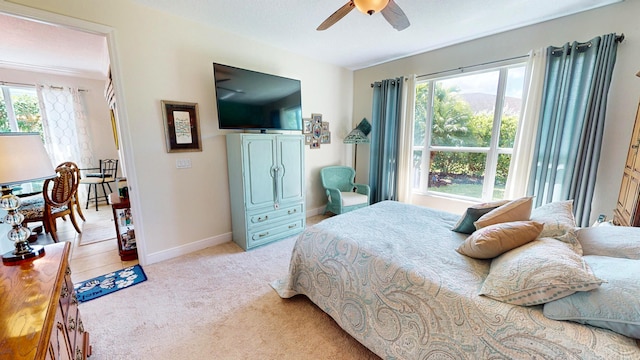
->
<box><xmin>31</xmin><ymin>203</ymin><xmax>138</xmax><ymax>284</ymax></box>
<box><xmin>31</xmin><ymin>205</ymin><xmax>332</xmax><ymax>284</ymax></box>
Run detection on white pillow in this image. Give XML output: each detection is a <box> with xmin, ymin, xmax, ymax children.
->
<box><xmin>543</xmin><ymin>256</ymin><xmax>640</xmax><ymax>339</ymax></box>
<box><xmin>479</xmin><ymin>237</ymin><xmax>604</xmax><ymax>306</ymax></box>
<box><xmin>530</xmin><ymin>200</ymin><xmax>576</xmax><ymax>238</ymax></box>
<box><xmin>576</xmin><ymin>227</ymin><xmax>640</xmax><ymax>259</ymax></box>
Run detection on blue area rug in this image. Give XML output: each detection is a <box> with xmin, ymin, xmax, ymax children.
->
<box><xmin>74</xmin><ymin>265</ymin><xmax>147</xmax><ymax>303</ymax></box>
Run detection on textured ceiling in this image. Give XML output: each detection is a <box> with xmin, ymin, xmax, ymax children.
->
<box><xmin>0</xmin><ymin>0</ymin><xmax>622</xmax><ymax>78</ymax></box>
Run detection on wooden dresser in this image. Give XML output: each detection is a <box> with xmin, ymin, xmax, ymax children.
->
<box><xmin>0</xmin><ymin>242</ymin><xmax>91</xmax><ymax>360</ymax></box>
<box><xmin>614</xmin><ymin>100</ymin><xmax>640</xmax><ymax>226</ymax></box>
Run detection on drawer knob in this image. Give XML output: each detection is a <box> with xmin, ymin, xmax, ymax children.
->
<box><xmin>258</xmin><ymin>215</ymin><xmax>268</xmax><ymax>222</ymax></box>
<box><xmin>288</xmin><ymin>209</ymin><xmax>297</xmax><ymax>214</ymax></box>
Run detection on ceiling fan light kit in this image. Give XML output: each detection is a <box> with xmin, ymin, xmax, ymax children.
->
<box><xmin>317</xmin><ymin>0</ymin><xmax>410</xmax><ymax>31</ymax></box>
<box><xmin>354</xmin><ymin>0</ymin><xmax>389</xmax><ymax>15</ymax></box>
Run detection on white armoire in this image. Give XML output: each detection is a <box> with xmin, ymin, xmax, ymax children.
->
<box><xmin>226</xmin><ymin>133</ymin><xmax>306</xmax><ymax>250</ymax></box>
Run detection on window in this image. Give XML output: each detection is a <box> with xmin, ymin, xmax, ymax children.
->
<box><xmin>0</xmin><ymin>85</ymin><xmax>43</xmax><ymax>134</ymax></box>
<box><xmin>412</xmin><ymin>63</ymin><xmax>526</xmax><ymax>201</ymax></box>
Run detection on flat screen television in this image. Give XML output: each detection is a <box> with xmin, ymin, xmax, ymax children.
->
<box><xmin>213</xmin><ymin>63</ymin><xmax>303</xmax><ymax>131</ymax></box>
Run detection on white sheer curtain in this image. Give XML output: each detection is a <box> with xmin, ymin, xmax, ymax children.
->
<box><xmin>504</xmin><ymin>48</ymin><xmax>547</xmax><ymax>199</ymax></box>
<box><xmin>397</xmin><ymin>74</ymin><xmax>416</xmax><ymax>203</ymax></box>
<box><xmin>36</xmin><ymin>85</ymin><xmax>95</xmax><ymax>169</ymax></box>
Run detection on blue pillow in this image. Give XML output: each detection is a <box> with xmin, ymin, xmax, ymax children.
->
<box><xmin>543</xmin><ymin>255</ymin><xmax>640</xmax><ymax>339</ymax></box>
<box><xmin>451</xmin><ymin>200</ymin><xmax>509</xmax><ymax>234</ymax></box>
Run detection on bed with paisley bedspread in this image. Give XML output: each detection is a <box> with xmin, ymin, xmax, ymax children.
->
<box><xmin>271</xmin><ymin>200</ymin><xmax>640</xmax><ymax>359</ymax></box>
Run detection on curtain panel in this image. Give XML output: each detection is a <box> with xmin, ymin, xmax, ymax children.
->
<box><xmin>369</xmin><ymin>77</ymin><xmax>404</xmax><ymax>203</ymax></box>
<box><xmin>527</xmin><ymin>33</ymin><xmax>619</xmax><ymax>227</ymax></box>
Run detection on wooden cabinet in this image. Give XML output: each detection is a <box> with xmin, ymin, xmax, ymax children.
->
<box><xmin>614</xmin><ymin>100</ymin><xmax>640</xmax><ymax>226</ymax></box>
<box><xmin>226</xmin><ymin>133</ymin><xmax>305</xmax><ymax>250</ymax></box>
<box><xmin>111</xmin><ymin>198</ymin><xmax>138</xmax><ymax>261</ymax></box>
<box><xmin>0</xmin><ymin>242</ymin><xmax>91</xmax><ymax>360</ymax></box>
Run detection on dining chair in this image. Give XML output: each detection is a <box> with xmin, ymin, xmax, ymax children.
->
<box><xmin>22</xmin><ymin>162</ymin><xmax>82</xmax><ymax>242</ymax></box>
<box><xmin>79</xmin><ymin>159</ymin><xmax>118</xmax><ymax>211</ymax></box>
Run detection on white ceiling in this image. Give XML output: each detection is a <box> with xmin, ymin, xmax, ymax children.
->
<box><xmin>0</xmin><ymin>0</ymin><xmax>622</xmax><ymax>78</ymax></box>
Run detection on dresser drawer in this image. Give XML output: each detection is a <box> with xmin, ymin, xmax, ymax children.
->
<box><xmin>247</xmin><ymin>203</ymin><xmax>303</xmax><ymax>228</ymax></box>
<box><xmin>247</xmin><ymin>218</ymin><xmax>304</xmax><ymax>248</ymax></box>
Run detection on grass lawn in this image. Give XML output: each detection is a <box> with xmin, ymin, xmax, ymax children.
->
<box><xmin>431</xmin><ymin>183</ymin><xmax>505</xmax><ymax>200</ymax></box>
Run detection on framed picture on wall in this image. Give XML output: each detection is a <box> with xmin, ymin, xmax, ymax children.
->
<box><xmin>161</xmin><ymin>100</ymin><xmax>202</xmax><ymax>153</ymax></box>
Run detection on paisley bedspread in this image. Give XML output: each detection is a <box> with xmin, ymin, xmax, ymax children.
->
<box><xmin>272</xmin><ymin>201</ymin><xmax>640</xmax><ymax>359</ymax></box>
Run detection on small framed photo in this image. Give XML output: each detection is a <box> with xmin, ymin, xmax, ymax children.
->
<box><xmin>322</xmin><ymin>121</ymin><xmax>330</xmax><ymax>131</ymax></box>
<box><xmin>303</xmin><ymin>118</ymin><xmax>312</xmax><ymax>134</ymax></box>
<box><xmin>304</xmin><ymin>134</ymin><xmax>312</xmax><ymax>145</ymax></box>
<box><xmin>311</xmin><ymin>113</ymin><xmax>322</xmax><ymax>124</ymax></box>
<box><xmin>310</xmin><ymin>139</ymin><xmax>320</xmax><ymax>149</ymax></box>
<box><xmin>161</xmin><ymin>100</ymin><xmax>202</xmax><ymax>153</ymax></box>
<box><xmin>320</xmin><ymin>132</ymin><xmax>331</xmax><ymax>144</ymax></box>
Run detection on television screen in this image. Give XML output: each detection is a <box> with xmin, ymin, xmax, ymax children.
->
<box><xmin>213</xmin><ymin>63</ymin><xmax>302</xmax><ymax>131</ymax></box>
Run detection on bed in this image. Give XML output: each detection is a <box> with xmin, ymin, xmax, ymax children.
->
<box><xmin>272</xmin><ymin>200</ymin><xmax>640</xmax><ymax>359</ymax></box>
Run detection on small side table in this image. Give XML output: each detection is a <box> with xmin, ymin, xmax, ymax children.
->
<box><xmin>110</xmin><ymin>197</ymin><xmax>138</xmax><ymax>261</ymax></box>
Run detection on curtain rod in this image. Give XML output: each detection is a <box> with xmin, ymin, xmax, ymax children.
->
<box><xmin>415</xmin><ymin>54</ymin><xmax>529</xmax><ymax>80</ymax></box>
<box><xmin>0</xmin><ymin>81</ymin><xmax>87</xmax><ymax>92</ymax></box>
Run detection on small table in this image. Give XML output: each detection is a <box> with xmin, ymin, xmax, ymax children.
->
<box><xmin>110</xmin><ymin>197</ymin><xmax>138</xmax><ymax>261</ymax></box>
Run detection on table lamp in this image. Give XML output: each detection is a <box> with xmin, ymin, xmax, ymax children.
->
<box><xmin>343</xmin><ymin>118</ymin><xmax>371</xmax><ymax>177</ymax></box>
<box><xmin>0</xmin><ymin>133</ymin><xmax>56</xmax><ymax>265</ymax></box>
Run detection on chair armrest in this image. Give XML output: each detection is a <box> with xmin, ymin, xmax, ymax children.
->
<box><xmin>325</xmin><ymin>188</ymin><xmax>342</xmax><ymax>203</ymax></box>
<box><xmin>354</xmin><ymin>184</ymin><xmax>370</xmax><ymax>197</ymax></box>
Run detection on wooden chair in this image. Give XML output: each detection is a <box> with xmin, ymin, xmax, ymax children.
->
<box><xmin>79</xmin><ymin>159</ymin><xmax>118</xmax><ymax>211</ymax></box>
<box><xmin>22</xmin><ymin>162</ymin><xmax>83</xmax><ymax>242</ymax></box>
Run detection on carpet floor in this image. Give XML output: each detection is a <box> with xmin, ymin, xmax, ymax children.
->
<box><xmin>78</xmin><ymin>235</ymin><xmax>379</xmax><ymax>359</ymax></box>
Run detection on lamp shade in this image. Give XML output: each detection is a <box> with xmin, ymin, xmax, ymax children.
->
<box><xmin>0</xmin><ymin>133</ymin><xmax>55</xmax><ymax>186</ymax></box>
<box><xmin>353</xmin><ymin>0</ymin><xmax>389</xmax><ymax>14</ymax></box>
<box><xmin>344</xmin><ymin>128</ymin><xmax>370</xmax><ymax>144</ymax></box>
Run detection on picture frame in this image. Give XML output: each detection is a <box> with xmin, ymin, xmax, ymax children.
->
<box><xmin>320</xmin><ymin>132</ymin><xmax>331</xmax><ymax>144</ymax></box>
<box><xmin>161</xmin><ymin>100</ymin><xmax>202</xmax><ymax>153</ymax></box>
<box><xmin>305</xmin><ymin>134</ymin><xmax>313</xmax><ymax>145</ymax></box>
<box><xmin>311</xmin><ymin>113</ymin><xmax>323</xmax><ymax>124</ymax></box>
<box><xmin>303</xmin><ymin>118</ymin><xmax>312</xmax><ymax>134</ymax></box>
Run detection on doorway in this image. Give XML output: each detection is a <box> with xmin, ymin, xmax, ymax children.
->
<box><xmin>0</xmin><ymin>9</ymin><xmax>137</xmax><ymax>280</ymax></box>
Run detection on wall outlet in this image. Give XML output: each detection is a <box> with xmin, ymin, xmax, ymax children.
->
<box><xmin>176</xmin><ymin>158</ymin><xmax>192</xmax><ymax>169</ymax></box>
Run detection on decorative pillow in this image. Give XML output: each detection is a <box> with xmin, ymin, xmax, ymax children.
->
<box><xmin>479</xmin><ymin>237</ymin><xmax>604</xmax><ymax>306</ymax></box>
<box><xmin>451</xmin><ymin>200</ymin><xmax>510</xmax><ymax>234</ymax></box>
<box><xmin>530</xmin><ymin>200</ymin><xmax>576</xmax><ymax>238</ymax></box>
<box><xmin>474</xmin><ymin>196</ymin><xmax>533</xmax><ymax>230</ymax></box>
<box><xmin>543</xmin><ymin>256</ymin><xmax>640</xmax><ymax>339</ymax></box>
<box><xmin>456</xmin><ymin>221</ymin><xmax>543</xmax><ymax>259</ymax></box>
<box><xmin>576</xmin><ymin>226</ymin><xmax>640</xmax><ymax>260</ymax></box>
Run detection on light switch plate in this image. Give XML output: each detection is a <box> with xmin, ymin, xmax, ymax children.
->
<box><xmin>176</xmin><ymin>158</ymin><xmax>192</xmax><ymax>169</ymax></box>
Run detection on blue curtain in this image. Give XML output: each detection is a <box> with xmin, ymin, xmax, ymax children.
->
<box><xmin>528</xmin><ymin>33</ymin><xmax>619</xmax><ymax>227</ymax></box>
<box><xmin>369</xmin><ymin>77</ymin><xmax>403</xmax><ymax>203</ymax></box>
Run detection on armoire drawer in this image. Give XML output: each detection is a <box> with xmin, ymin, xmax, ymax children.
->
<box><xmin>247</xmin><ymin>218</ymin><xmax>304</xmax><ymax>248</ymax></box>
<box><xmin>247</xmin><ymin>203</ymin><xmax>303</xmax><ymax>228</ymax></box>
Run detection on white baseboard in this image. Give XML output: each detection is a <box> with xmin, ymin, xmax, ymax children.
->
<box><xmin>144</xmin><ymin>208</ymin><xmax>324</xmax><ymax>265</ymax></box>
<box><xmin>145</xmin><ymin>232</ymin><xmax>232</xmax><ymax>265</ymax></box>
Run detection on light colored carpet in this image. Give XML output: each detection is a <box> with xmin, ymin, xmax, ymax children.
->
<box><xmin>78</xmin><ymin>234</ymin><xmax>379</xmax><ymax>359</ymax></box>
<box><xmin>79</xmin><ymin>218</ymin><xmax>116</xmax><ymax>245</ymax></box>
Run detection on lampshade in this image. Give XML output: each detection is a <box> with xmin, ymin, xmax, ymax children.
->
<box><xmin>353</xmin><ymin>0</ymin><xmax>389</xmax><ymax>15</ymax></box>
<box><xmin>343</xmin><ymin>128</ymin><xmax>370</xmax><ymax>144</ymax></box>
<box><xmin>0</xmin><ymin>133</ymin><xmax>56</xmax><ymax>186</ymax></box>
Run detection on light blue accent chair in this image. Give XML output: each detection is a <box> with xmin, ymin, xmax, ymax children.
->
<box><xmin>320</xmin><ymin>166</ymin><xmax>370</xmax><ymax>215</ymax></box>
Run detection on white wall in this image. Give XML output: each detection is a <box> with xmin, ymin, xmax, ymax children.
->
<box><xmin>4</xmin><ymin>0</ymin><xmax>354</xmax><ymax>264</ymax></box>
<box><xmin>353</xmin><ymin>0</ymin><xmax>640</xmax><ymax>222</ymax></box>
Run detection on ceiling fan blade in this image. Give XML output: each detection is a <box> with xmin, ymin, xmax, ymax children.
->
<box><xmin>381</xmin><ymin>0</ymin><xmax>410</xmax><ymax>31</ymax></box>
<box><xmin>317</xmin><ymin>1</ymin><xmax>355</xmax><ymax>31</ymax></box>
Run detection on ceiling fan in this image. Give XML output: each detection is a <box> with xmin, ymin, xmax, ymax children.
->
<box><xmin>317</xmin><ymin>0</ymin><xmax>410</xmax><ymax>31</ymax></box>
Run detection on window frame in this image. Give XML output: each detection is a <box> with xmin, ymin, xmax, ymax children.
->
<box><xmin>412</xmin><ymin>59</ymin><xmax>527</xmax><ymax>202</ymax></box>
<box><xmin>0</xmin><ymin>84</ymin><xmax>43</xmax><ymax>134</ymax></box>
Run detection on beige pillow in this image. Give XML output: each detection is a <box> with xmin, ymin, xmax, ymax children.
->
<box><xmin>457</xmin><ymin>221</ymin><xmax>543</xmax><ymax>259</ymax></box>
<box><xmin>479</xmin><ymin>237</ymin><xmax>604</xmax><ymax>306</ymax></box>
<box><xmin>474</xmin><ymin>196</ymin><xmax>533</xmax><ymax>230</ymax></box>
<box><xmin>530</xmin><ymin>200</ymin><xmax>576</xmax><ymax>238</ymax></box>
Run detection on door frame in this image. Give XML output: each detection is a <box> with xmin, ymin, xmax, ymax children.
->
<box><xmin>0</xmin><ymin>1</ymin><xmax>147</xmax><ymax>264</ymax></box>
